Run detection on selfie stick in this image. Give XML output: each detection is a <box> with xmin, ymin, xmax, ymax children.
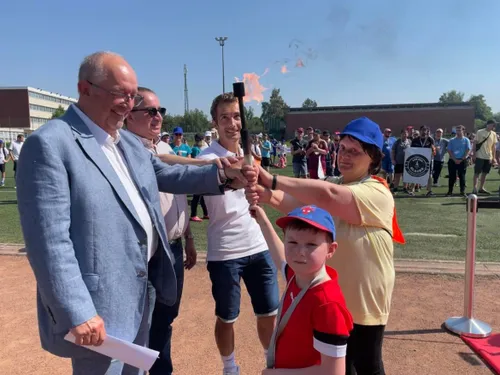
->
<box><xmin>233</xmin><ymin>82</ymin><xmax>254</xmax><ymax>165</ymax></box>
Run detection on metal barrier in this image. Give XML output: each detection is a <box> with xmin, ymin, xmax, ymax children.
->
<box><xmin>444</xmin><ymin>194</ymin><xmax>496</xmax><ymax>338</ymax></box>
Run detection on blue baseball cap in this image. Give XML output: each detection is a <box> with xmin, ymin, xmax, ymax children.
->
<box><xmin>340</xmin><ymin>117</ymin><xmax>384</xmax><ymax>150</ymax></box>
<box><xmin>173</xmin><ymin>127</ymin><xmax>183</xmax><ymax>135</ymax></box>
<box><xmin>0</xmin><ymin>139</ymin><xmax>3</xmax><ymax>143</ymax></box>
<box><xmin>276</xmin><ymin>205</ymin><xmax>336</xmax><ymax>239</ymax></box>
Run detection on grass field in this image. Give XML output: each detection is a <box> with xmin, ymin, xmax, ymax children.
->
<box><xmin>1</xmin><ymin>159</ymin><xmax>500</xmax><ymax>261</ymax></box>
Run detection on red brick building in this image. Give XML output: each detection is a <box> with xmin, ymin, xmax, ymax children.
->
<box><xmin>284</xmin><ymin>102</ymin><xmax>475</xmax><ymax>138</ymax></box>
<box><xmin>0</xmin><ymin>86</ymin><xmax>76</xmax><ymax>130</ymax></box>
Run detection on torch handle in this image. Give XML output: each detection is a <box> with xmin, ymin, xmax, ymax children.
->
<box><xmin>240</xmin><ymin>127</ymin><xmax>254</xmax><ymax>166</ymax></box>
<box><xmin>233</xmin><ymin>82</ymin><xmax>253</xmax><ymax>165</ymax></box>
<box><xmin>244</xmin><ymin>154</ymin><xmax>254</xmax><ymax>165</ymax></box>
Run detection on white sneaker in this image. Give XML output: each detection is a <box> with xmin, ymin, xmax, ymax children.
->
<box><xmin>223</xmin><ymin>365</ymin><xmax>240</xmax><ymax>375</ymax></box>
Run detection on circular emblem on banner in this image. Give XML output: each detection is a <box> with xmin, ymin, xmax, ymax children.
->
<box><xmin>405</xmin><ymin>154</ymin><xmax>430</xmax><ymax>177</ymax></box>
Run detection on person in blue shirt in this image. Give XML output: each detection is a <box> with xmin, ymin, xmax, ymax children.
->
<box><xmin>271</xmin><ymin>138</ymin><xmax>278</xmax><ymax>165</ymax></box>
<box><xmin>381</xmin><ymin>128</ymin><xmax>396</xmax><ymax>186</ymax></box>
<box><xmin>261</xmin><ymin>134</ymin><xmax>272</xmax><ymax>171</ymax></box>
<box><xmin>190</xmin><ymin>133</ymin><xmax>209</xmax><ymax>222</ymax></box>
<box><xmin>446</xmin><ymin>125</ymin><xmax>471</xmax><ymax>197</ymax></box>
<box><xmin>170</xmin><ymin>127</ymin><xmax>192</xmax><ymax>158</ymax></box>
<box><xmin>191</xmin><ymin>133</ymin><xmax>203</xmax><ymax>159</ymax></box>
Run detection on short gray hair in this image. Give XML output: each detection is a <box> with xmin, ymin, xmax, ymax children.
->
<box><xmin>138</xmin><ymin>86</ymin><xmax>156</xmax><ymax>96</ymax></box>
<box><xmin>78</xmin><ymin>51</ymin><xmax>122</xmax><ymax>83</ymax></box>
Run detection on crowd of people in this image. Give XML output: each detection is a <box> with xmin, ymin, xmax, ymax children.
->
<box><xmin>287</xmin><ymin>121</ymin><xmax>499</xmax><ymax>199</ymax></box>
<box><xmin>14</xmin><ymin>49</ymin><xmax>494</xmax><ymax>375</ymax></box>
<box><xmin>380</xmin><ymin>122</ymin><xmax>499</xmax><ymax>197</ymax></box>
<box><xmin>0</xmin><ymin>134</ymin><xmax>24</xmax><ymax>187</ymax></box>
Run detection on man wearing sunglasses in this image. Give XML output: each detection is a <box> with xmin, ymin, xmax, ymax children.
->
<box><xmin>126</xmin><ymin>86</ymin><xmax>219</xmax><ymax>375</ymax></box>
<box><xmin>15</xmin><ymin>51</ymin><xmax>252</xmax><ymax>375</ymax></box>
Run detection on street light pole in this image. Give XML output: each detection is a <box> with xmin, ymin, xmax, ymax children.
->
<box><xmin>215</xmin><ymin>36</ymin><xmax>228</xmax><ymax>93</ymax></box>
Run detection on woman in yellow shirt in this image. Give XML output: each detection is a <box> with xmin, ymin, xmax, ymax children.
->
<box><xmin>246</xmin><ymin>117</ymin><xmax>402</xmax><ymax>375</ymax></box>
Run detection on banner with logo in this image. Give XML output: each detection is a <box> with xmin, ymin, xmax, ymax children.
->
<box><xmin>403</xmin><ymin>147</ymin><xmax>432</xmax><ymax>185</ymax></box>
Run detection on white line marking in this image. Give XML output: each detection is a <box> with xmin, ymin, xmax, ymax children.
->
<box><xmin>404</xmin><ymin>233</ymin><xmax>458</xmax><ymax>238</ymax></box>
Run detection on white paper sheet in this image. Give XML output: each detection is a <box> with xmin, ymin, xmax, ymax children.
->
<box><xmin>64</xmin><ymin>332</ymin><xmax>159</xmax><ymax>371</ymax></box>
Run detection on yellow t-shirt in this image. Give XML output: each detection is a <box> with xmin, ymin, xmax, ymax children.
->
<box><xmin>475</xmin><ymin>128</ymin><xmax>497</xmax><ymax>161</ymax></box>
<box><xmin>326</xmin><ymin>177</ymin><xmax>395</xmax><ymax>326</ymax></box>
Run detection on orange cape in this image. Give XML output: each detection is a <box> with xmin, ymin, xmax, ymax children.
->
<box><xmin>370</xmin><ymin>175</ymin><xmax>405</xmax><ymax>244</ymax></box>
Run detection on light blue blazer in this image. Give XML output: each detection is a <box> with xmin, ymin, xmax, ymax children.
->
<box><xmin>16</xmin><ymin>106</ymin><xmax>223</xmax><ymax>358</ymax></box>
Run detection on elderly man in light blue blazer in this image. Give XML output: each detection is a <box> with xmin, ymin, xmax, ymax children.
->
<box><xmin>16</xmin><ymin>51</ymin><xmax>249</xmax><ymax>375</ymax></box>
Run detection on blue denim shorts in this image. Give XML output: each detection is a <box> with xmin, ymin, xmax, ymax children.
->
<box><xmin>207</xmin><ymin>250</ymin><xmax>280</xmax><ymax>323</ymax></box>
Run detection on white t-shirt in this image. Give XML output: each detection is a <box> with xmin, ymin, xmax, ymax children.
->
<box><xmin>0</xmin><ymin>147</ymin><xmax>8</xmax><ymax>164</ymax></box>
<box><xmin>197</xmin><ymin>140</ymin><xmax>268</xmax><ymax>261</ymax></box>
<box><xmin>9</xmin><ymin>140</ymin><xmax>24</xmax><ymax>161</ymax></box>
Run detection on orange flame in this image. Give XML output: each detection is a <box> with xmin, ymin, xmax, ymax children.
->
<box><xmin>235</xmin><ymin>72</ymin><xmax>267</xmax><ymax>103</ymax></box>
<box><xmin>296</xmin><ymin>58</ymin><xmax>305</xmax><ymax>68</ymax></box>
<box><xmin>281</xmin><ymin>65</ymin><xmax>289</xmax><ymax>74</ymax></box>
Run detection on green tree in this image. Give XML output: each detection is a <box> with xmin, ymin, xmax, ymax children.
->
<box><xmin>243</xmin><ymin>106</ymin><xmax>264</xmax><ymax>133</ymax></box>
<box><xmin>162</xmin><ymin>109</ymin><xmax>211</xmax><ymax>133</ymax></box>
<box><xmin>248</xmin><ymin>117</ymin><xmax>265</xmax><ymax>133</ymax></box>
<box><xmin>301</xmin><ymin>98</ymin><xmax>318</xmax><ymax>108</ymax></box>
<box><xmin>162</xmin><ymin>114</ymin><xmax>184</xmax><ymax>132</ymax></box>
<box><xmin>245</xmin><ymin>106</ymin><xmax>255</xmax><ymax>123</ymax></box>
<box><xmin>468</xmin><ymin>94</ymin><xmax>493</xmax><ymax>121</ymax></box>
<box><xmin>438</xmin><ymin>90</ymin><xmax>465</xmax><ymax>104</ymax></box>
<box><xmin>184</xmin><ymin>109</ymin><xmax>211</xmax><ymax>133</ymax></box>
<box><xmin>51</xmin><ymin>105</ymin><xmax>66</xmax><ymax>119</ymax></box>
<box><xmin>492</xmin><ymin>112</ymin><xmax>500</xmax><ymax>124</ymax></box>
<box><xmin>474</xmin><ymin>119</ymin><xmax>486</xmax><ymax>130</ymax></box>
<box><xmin>260</xmin><ymin>89</ymin><xmax>289</xmax><ymax>131</ymax></box>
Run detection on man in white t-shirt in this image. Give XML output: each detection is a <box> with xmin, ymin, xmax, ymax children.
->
<box><xmin>197</xmin><ymin>93</ymin><xmax>279</xmax><ymax>375</ymax></box>
<box><xmin>9</xmin><ymin>134</ymin><xmax>24</xmax><ymax>182</ymax></box>
<box><xmin>0</xmin><ymin>139</ymin><xmax>10</xmax><ymax>186</ymax></box>
<box><xmin>202</xmin><ymin>130</ymin><xmax>212</xmax><ymax>150</ymax></box>
<box><xmin>472</xmin><ymin>119</ymin><xmax>498</xmax><ymax>194</ymax></box>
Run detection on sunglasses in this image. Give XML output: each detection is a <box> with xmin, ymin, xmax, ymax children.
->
<box><xmin>174</xmin><ymin>133</ymin><xmax>182</xmax><ymax>136</ymax></box>
<box><xmin>131</xmin><ymin>107</ymin><xmax>167</xmax><ymax>117</ymax></box>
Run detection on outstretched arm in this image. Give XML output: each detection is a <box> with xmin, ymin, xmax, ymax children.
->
<box><xmin>250</xmin><ymin>205</ymin><xmax>285</xmax><ymax>268</ymax></box>
<box><xmin>151</xmin><ymin>153</ymin><xmax>223</xmax><ymax>196</ymax></box>
<box><xmin>157</xmin><ymin>153</ymin><xmax>212</xmax><ymax>166</ymax></box>
<box><xmin>247</xmin><ymin>166</ymin><xmax>361</xmax><ymax>225</ymax></box>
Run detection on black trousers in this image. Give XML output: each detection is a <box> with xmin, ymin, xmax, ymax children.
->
<box><xmin>190</xmin><ymin>194</ymin><xmax>208</xmax><ymax>218</ymax></box>
<box><xmin>448</xmin><ymin>160</ymin><xmax>466</xmax><ymax>194</ymax></box>
<box><xmin>346</xmin><ymin>324</ymin><xmax>386</xmax><ymax>375</ymax></box>
<box><xmin>432</xmin><ymin>160</ymin><xmax>444</xmax><ymax>184</ymax></box>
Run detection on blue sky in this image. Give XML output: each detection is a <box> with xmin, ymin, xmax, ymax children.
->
<box><xmin>1</xmin><ymin>0</ymin><xmax>499</xmax><ymax>117</ymax></box>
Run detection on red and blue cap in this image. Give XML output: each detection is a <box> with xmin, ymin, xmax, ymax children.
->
<box><xmin>340</xmin><ymin>117</ymin><xmax>384</xmax><ymax>150</ymax></box>
<box><xmin>276</xmin><ymin>205</ymin><xmax>336</xmax><ymax>240</ymax></box>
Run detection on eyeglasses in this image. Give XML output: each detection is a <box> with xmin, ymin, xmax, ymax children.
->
<box><xmin>87</xmin><ymin>80</ymin><xmax>143</xmax><ymax>107</ymax></box>
<box><xmin>339</xmin><ymin>146</ymin><xmax>364</xmax><ymax>158</ymax></box>
<box><xmin>130</xmin><ymin>107</ymin><xmax>167</xmax><ymax>117</ymax></box>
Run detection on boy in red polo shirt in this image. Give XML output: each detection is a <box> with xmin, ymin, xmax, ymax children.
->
<box><xmin>250</xmin><ymin>204</ymin><xmax>353</xmax><ymax>374</ymax></box>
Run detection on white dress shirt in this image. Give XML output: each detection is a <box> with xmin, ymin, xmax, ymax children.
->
<box><xmin>134</xmin><ymin>134</ymin><xmax>189</xmax><ymax>241</ymax></box>
<box><xmin>72</xmin><ymin>105</ymin><xmax>158</xmax><ymax>261</ymax></box>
